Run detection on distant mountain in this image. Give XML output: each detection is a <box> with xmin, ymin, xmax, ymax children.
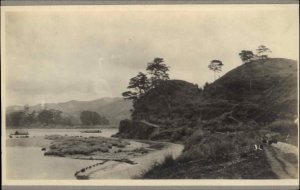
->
<box><xmin>6</xmin><ymin>97</ymin><xmax>133</xmax><ymax>126</ymax></box>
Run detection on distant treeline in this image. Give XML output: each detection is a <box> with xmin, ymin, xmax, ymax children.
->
<box><xmin>80</xmin><ymin>110</ymin><xmax>109</xmax><ymax>125</ymax></box>
<box><xmin>6</xmin><ymin>108</ymin><xmax>75</xmax><ymax>126</ymax></box>
<box><xmin>6</xmin><ymin>106</ymin><xmax>109</xmax><ymax>127</ymax></box>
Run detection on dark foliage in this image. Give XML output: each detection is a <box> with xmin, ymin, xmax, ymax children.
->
<box><xmin>80</xmin><ymin>111</ymin><xmax>109</xmax><ymax>125</ymax></box>
<box><xmin>6</xmin><ymin>108</ymin><xmax>75</xmax><ymax>126</ymax></box>
<box><xmin>122</xmin><ymin>57</ymin><xmax>170</xmax><ymax>103</ymax></box>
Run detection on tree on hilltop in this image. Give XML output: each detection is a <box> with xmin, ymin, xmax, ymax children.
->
<box><xmin>128</xmin><ymin>72</ymin><xmax>151</xmax><ymax>95</ymax></box>
<box><xmin>122</xmin><ymin>91</ymin><xmax>139</xmax><ymax>101</ymax></box>
<box><xmin>122</xmin><ymin>57</ymin><xmax>170</xmax><ymax>102</ymax></box>
<box><xmin>146</xmin><ymin>58</ymin><xmax>170</xmax><ymax>87</ymax></box>
<box><xmin>122</xmin><ymin>72</ymin><xmax>151</xmax><ymax>102</ymax></box>
<box><xmin>256</xmin><ymin>45</ymin><xmax>272</xmax><ymax>77</ymax></box>
<box><xmin>256</xmin><ymin>45</ymin><xmax>272</xmax><ymax>59</ymax></box>
<box><xmin>239</xmin><ymin>50</ymin><xmax>255</xmax><ymax>63</ymax></box>
<box><xmin>208</xmin><ymin>60</ymin><xmax>224</xmax><ymax>81</ymax></box>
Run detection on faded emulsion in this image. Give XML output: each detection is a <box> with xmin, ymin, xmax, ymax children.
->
<box><xmin>1</xmin><ymin>4</ymin><xmax>299</xmax><ymax>186</ymax></box>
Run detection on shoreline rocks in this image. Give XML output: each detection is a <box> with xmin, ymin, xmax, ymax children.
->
<box><xmin>113</xmin><ymin>119</ymin><xmax>159</xmax><ymax>140</ymax></box>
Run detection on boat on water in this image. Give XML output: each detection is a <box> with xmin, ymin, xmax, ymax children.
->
<box><xmin>80</xmin><ymin>129</ymin><xmax>102</xmax><ymax>133</ymax></box>
<box><xmin>9</xmin><ymin>130</ymin><xmax>30</xmax><ymax>138</ymax></box>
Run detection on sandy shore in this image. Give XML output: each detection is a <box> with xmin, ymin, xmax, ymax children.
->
<box><xmin>6</xmin><ymin>129</ymin><xmax>183</xmax><ymax>179</ymax></box>
<box><xmin>84</xmin><ymin>142</ymin><xmax>184</xmax><ymax>179</ymax></box>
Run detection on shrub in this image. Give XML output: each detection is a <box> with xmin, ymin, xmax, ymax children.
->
<box><xmin>266</xmin><ymin>119</ymin><xmax>297</xmax><ymax>135</ymax></box>
<box><xmin>184</xmin><ymin>129</ymin><xmax>206</xmax><ymax>150</ymax></box>
<box><xmin>180</xmin><ymin>132</ymin><xmax>255</xmax><ymax>163</ymax></box>
<box><xmin>148</xmin><ymin>143</ymin><xmax>165</xmax><ymax>150</ymax></box>
<box><xmin>133</xmin><ymin>147</ymin><xmax>149</xmax><ymax>154</ymax></box>
<box><xmin>181</xmin><ymin>127</ymin><xmax>193</xmax><ymax>136</ymax></box>
<box><xmin>161</xmin><ymin>155</ymin><xmax>176</xmax><ymax>168</ymax></box>
<box><xmin>144</xmin><ymin>154</ymin><xmax>176</xmax><ymax>176</ymax></box>
<box><xmin>171</xmin><ymin>131</ymin><xmax>181</xmax><ymax>142</ymax></box>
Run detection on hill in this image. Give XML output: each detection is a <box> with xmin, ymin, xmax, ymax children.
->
<box><xmin>7</xmin><ymin>97</ymin><xmax>132</xmax><ymax>126</ymax></box>
<box><xmin>114</xmin><ymin>58</ymin><xmax>298</xmax><ymax>179</ymax></box>
<box><xmin>205</xmin><ymin>58</ymin><xmax>297</xmax><ymax>116</ymax></box>
<box><xmin>116</xmin><ymin>58</ymin><xmax>297</xmax><ymax>140</ymax></box>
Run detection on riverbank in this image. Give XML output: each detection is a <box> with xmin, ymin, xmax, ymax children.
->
<box><xmin>43</xmin><ymin>134</ymin><xmax>158</xmax><ymax>161</ymax></box>
<box><xmin>141</xmin><ymin>130</ymin><xmax>283</xmax><ymax>179</ymax></box>
<box><xmin>6</xmin><ymin>128</ymin><xmax>118</xmax><ymax>139</ymax></box>
<box><xmin>6</xmin><ymin>124</ymin><xmax>118</xmax><ymax>129</ymax></box>
<box><xmin>5</xmin><ymin>128</ymin><xmax>183</xmax><ymax>180</ymax></box>
<box><xmin>87</xmin><ymin>142</ymin><xmax>183</xmax><ymax>179</ymax></box>
<box><xmin>41</xmin><ymin>134</ymin><xmax>181</xmax><ymax>179</ymax></box>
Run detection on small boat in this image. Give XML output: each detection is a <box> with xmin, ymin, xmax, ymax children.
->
<box><xmin>80</xmin><ymin>129</ymin><xmax>102</xmax><ymax>133</ymax></box>
<box><xmin>11</xmin><ymin>130</ymin><xmax>29</xmax><ymax>135</ymax></box>
<box><xmin>9</xmin><ymin>130</ymin><xmax>30</xmax><ymax>138</ymax></box>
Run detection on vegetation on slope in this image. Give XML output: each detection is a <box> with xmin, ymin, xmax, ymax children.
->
<box><xmin>204</xmin><ymin>58</ymin><xmax>297</xmax><ymax>117</ymax></box>
<box><xmin>117</xmin><ymin>56</ymin><xmax>297</xmax><ymax>179</ymax></box>
<box><xmin>127</xmin><ymin>58</ymin><xmax>297</xmax><ymax>139</ymax></box>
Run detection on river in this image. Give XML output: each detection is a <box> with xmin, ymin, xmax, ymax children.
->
<box><xmin>5</xmin><ymin>128</ymin><xmax>183</xmax><ymax>180</ymax></box>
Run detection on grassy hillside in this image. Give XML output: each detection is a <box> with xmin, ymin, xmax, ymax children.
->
<box><xmin>143</xmin><ymin>130</ymin><xmax>277</xmax><ymax>179</ymax></box>
<box><xmin>132</xmin><ymin>80</ymin><xmax>201</xmax><ymax>121</ymax></box>
<box><xmin>116</xmin><ymin>58</ymin><xmax>298</xmax><ymax>179</ymax></box>
<box><xmin>131</xmin><ymin>58</ymin><xmax>297</xmax><ymax>131</ymax></box>
<box><xmin>205</xmin><ymin>58</ymin><xmax>297</xmax><ymax>116</ymax></box>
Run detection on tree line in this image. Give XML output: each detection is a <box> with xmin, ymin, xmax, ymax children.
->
<box><xmin>121</xmin><ymin>45</ymin><xmax>272</xmax><ymax>119</ymax></box>
<box><xmin>239</xmin><ymin>45</ymin><xmax>271</xmax><ymax>63</ymax></box>
<box><xmin>123</xmin><ymin>45</ymin><xmax>271</xmax><ymax>100</ymax></box>
<box><xmin>6</xmin><ymin>106</ymin><xmax>109</xmax><ymax>126</ymax></box>
<box><xmin>6</xmin><ymin>107</ymin><xmax>74</xmax><ymax>126</ymax></box>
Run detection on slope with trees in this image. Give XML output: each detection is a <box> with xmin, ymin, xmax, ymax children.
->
<box><xmin>115</xmin><ymin>52</ymin><xmax>298</xmax><ymax>179</ymax></box>
<box><xmin>122</xmin><ymin>57</ymin><xmax>170</xmax><ymax>102</ymax></box>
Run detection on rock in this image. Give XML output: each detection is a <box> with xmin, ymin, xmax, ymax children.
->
<box><xmin>115</xmin><ymin>119</ymin><xmax>159</xmax><ymax>140</ymax></box>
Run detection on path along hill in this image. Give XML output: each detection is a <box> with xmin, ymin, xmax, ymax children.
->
<box><xmin>114</xmin><ymin>58</ymin><xmax>298</xmax><ymax>179</ymax></box>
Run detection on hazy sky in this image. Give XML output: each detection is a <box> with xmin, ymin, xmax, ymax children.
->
<box><xmin>3</xmin><ymin>5</ymin><xmax>299</xmax><ymax>106</ymax></box>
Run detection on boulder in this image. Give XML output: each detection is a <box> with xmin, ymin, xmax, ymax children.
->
<box><xmin>114</xmin><ymin>119</ymin><xmax>159</xmax><ymax>140</ymax></box>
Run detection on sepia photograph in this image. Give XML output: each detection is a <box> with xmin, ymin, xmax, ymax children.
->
<box><xmin>1</xmin><ymin>2</ymin><xmax>299</xmax><ymax>188</ymax></box>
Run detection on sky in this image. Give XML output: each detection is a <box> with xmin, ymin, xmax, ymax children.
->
<box><xmin>3</xmin><ymin>5</ymin><xmax>299</xmax><ymax>106</ymax></box>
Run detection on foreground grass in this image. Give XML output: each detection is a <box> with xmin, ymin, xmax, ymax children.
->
<box><xmin>143</xmin><ymin>150</ymin><xmax>276</xmax><ymax>179</ymax></box>
<box><xmin>142</xmin><ymin>130</ymin><xmax>278</xmax><ymax>179</ymax></box>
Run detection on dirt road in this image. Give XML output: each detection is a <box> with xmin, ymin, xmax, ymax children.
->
<box><xmin>264</xmin><ymin>142</ymin><xmax>298</xmax><ymax>179</ymax></box>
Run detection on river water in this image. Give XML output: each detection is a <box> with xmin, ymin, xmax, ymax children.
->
<box><xmin>5</xmin><ymin>128</ymin><xmax>183</xmax><ymax>180</ymax></box>
<box><xmin>6</xmin><ymin>128</ymin><xmax>117</xmax><ymax>180</ymax></box>
<box><xmin>6</xmin><ymin>128</ymin><xmax>117</xmax><ymax>138</ymax></box>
